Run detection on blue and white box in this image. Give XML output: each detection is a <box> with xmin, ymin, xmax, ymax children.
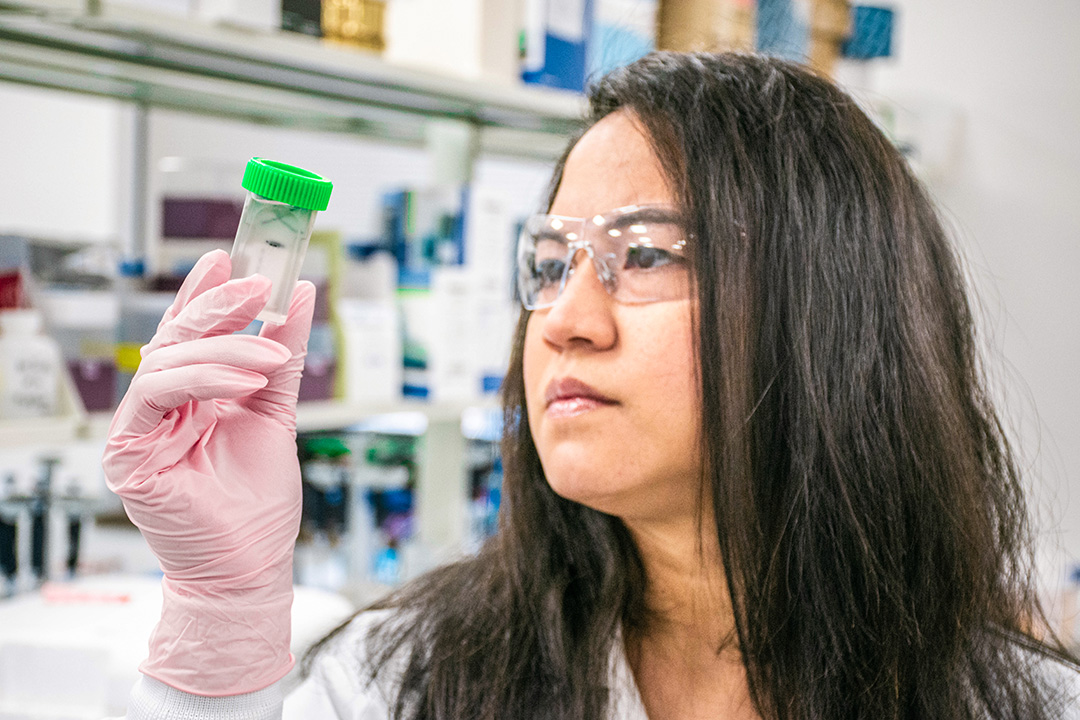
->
<box><xmin>522</xmin><ymin>0</ymin><xmax>595</xmax><ymax>92</ymax></box>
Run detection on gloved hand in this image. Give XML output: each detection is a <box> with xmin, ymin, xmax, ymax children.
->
<box><xmin>103</xmin><ymin>249</ymin><xmax>316</xmax><ymax>696</ymax></box>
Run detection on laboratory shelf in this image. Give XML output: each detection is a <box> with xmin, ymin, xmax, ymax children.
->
<box><xmin>0</xmin><ymin>414</ymin><xmax>83</xmax><ymax>447</ymax></box>
<box><xmin>293</xmin><ymin>397</ymin><xmax>499</xmax><ymax>432</ymax></box>
<box><xmin>0</xmin><ymin>0</ymin><xmax>585</xmax><ymax>157</ymax></box>
<box><xmin>82</xmin><ymin>396</ymin><xmax>499</xmax><ymax>444</ymax></box>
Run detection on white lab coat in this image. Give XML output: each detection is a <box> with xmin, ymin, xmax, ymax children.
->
<box><xmin>121</xmin><ymin>609</ymin><xmax>648</xmax><ymax>720</ymax></box>
<box><xmin>119</xmin><ymin>610</ymin><xmax>1079</xmax><ymax>720</ymax></box>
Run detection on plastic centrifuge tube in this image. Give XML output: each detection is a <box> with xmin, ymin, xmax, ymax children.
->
<box><xmin>229</xmin><ymin>157</ymin><xmax>333</xmax><ymax>324</ymax></box>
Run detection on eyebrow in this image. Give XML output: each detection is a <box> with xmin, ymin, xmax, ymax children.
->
<box><xmin>534</xmin><ymin>228</ymin><xmax>569</xmax><ymax>244</ymax></box>
<box><xmin>603</xmin><ymin>207</ymin><xmax>683</xmax><ymax>229</ymax></box>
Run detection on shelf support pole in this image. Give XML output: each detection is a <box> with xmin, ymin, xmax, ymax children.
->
<box><xmin>117</xmin><ymin>101</ymin><xmax>149</xmax><ymax>274</ymax></box>
<box><xmin>415</xmin><ymin>416</ymin><xmax>468</xmax><ymax>563</ymax></box>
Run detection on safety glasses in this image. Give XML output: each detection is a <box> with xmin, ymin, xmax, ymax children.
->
<box><xmin>515</xmin><ymin>204</ymin><xmax>691</xmax><ymax>310</ymax></box>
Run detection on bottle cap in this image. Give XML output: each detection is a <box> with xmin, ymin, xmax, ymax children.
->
<box><xmin>0</xmin><ymin>309</ymin><xmax>43</xmax><ymax>335</ymax></box>
<box><xmin>241</xmin><ymin>158</ymin><xmax>333</xmax><ymax>211</ymax></box>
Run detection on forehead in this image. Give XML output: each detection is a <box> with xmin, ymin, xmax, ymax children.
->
<box><xmin>550</xmin><ymin>109</ymin><xmax>676</xmax><ymax>218</ymax></box>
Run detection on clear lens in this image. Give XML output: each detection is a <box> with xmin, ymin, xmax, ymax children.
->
<box><xmin>516</xmin><ymin>205</ymin><xmax>689</xmax><ymax>310</ymax></box>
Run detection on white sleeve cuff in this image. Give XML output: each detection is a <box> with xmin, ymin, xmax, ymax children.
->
<box><xmin>127</xmin><ymin>675</ymin><xmax>285</xmax><ymax>720</ymax></box>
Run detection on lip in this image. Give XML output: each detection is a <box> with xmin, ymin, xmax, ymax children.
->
<box><xmin>544</xmin><ymin>377</ymin><xmax>617</xmax><ymax>417</ymax></box>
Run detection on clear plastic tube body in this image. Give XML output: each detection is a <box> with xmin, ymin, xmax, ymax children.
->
<box><xmin>229</xmin><ymin>192</ymin><xmax>317</xmax><ymax>324</ymax></box>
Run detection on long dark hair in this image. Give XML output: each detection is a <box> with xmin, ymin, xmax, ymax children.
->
<box><xmin>306</xmin><ymin>53</ymin><xmax>1077</xmax><ymax>719</ymax></box>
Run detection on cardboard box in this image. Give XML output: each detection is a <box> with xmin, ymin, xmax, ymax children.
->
<box><xmin>808</xmin><ymin>0</ymin><xmax>851</xmax><ymax>75</ymax></box>
<box><xmin>728</xmin><ymin>0</ymin><xmax>852</xmax><ymax>77</ymax></box>
<box><xmin>657</xmin><ymin>0</ymin><xmax>756</xmax><ymax>53</ymax></box>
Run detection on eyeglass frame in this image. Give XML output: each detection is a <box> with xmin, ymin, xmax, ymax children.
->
<box><xmin>515</xmin><ymin>203</ymin><xmax>693</xmax><ymax>311</ymax></box>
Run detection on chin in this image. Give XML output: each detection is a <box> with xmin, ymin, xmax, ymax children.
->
<box><xmin>543</xmin><ymin>471</ymin><xmax>629</xmax><ymax>516</ymax></box>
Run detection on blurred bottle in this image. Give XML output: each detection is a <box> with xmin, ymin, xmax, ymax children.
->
<box><xmin>40</xmin><ymin>289</ymin><xmax>119</xmax><ymax>412</ymax></box>
<box><xmin>0</xmin><ymin>309</ymin><xmax>63</xmax><ymax>420</ymax></box>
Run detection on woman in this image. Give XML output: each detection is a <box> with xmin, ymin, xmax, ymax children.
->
<box><xmin>106</xmin><ymin>53</ymin><xmax>1079</xmax><ymax>719</ymax></box>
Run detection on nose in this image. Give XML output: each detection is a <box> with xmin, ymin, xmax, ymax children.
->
<box><xmin>539</xmin><ymin>247</ymin><xmax>617</xmax><ymax>351</ymax></box>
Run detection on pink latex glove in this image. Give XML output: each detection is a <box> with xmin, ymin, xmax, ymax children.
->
<box><xmin>102</xmin><ymin>249</ymin><xmax>315</xmax><ymax>696</ymax></box>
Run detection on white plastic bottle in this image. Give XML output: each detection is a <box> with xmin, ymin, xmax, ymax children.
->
<box><xmin>0</xmin><ymin>309</ymin><xmax>63</xmax><ymax>420</ymax></box>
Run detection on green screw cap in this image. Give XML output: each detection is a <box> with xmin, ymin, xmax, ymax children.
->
<box><xmin>241</xmin><ymin>157</ymin><xmax>333</xmax><ymax>211</ymax></box>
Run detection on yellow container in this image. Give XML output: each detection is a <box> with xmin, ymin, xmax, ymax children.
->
<box><xmin>323</xmin><ymin>0</ymin><xmax>386</xmax><ymax>52</ymax></box>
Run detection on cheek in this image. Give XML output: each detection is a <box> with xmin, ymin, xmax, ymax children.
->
<box><xmin>630</xmin><ymin>306</ymin><xmax>701</xmax><ymax>458</ymax></box>
<box><xmin>642</xmin><ymin>323</ymin><xmax>698</xmax><ymax>423</ymax></box>
<box><xmin>522</xmin><ymin>315</ymin><xmax>546</xmax><ymax>416</ymax></box>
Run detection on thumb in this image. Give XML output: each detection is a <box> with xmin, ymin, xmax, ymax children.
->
<box><xmin>248</xmin><ymin>281</ymin><xmax>317</xmax><ymax>421</ymax></box>
<box><xmin>259</xmin><ymin>281</ymin><xmax>317</xmax><ymax>362</ymax></box>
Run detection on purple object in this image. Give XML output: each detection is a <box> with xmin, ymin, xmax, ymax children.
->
<box><xmin>68</xmin><ymin>359</ymin><xmax>117</xmax><ymax>412</ymax></box>
<box><xmin>298</xmin><ymin>355</ymin><xmax>336</xmax><ymax>402</ymax></box>
<box><xmin>162</xmin><ymin>198</ymin><xmax>244</xmax><ymax>239</ymax></box>
<box><xmin>300</xmin><ymin>278</ymin><xmax>331</xmax><ymax>324</ymax></box>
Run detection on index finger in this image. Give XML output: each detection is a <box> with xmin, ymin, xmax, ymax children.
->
<box><xmin>142</xmin><ymin>273</ymin><xmax>272</xmax><ymax>357</ymax></box>
<box><xmin>155</xmin><ymin>250</ymin><xmax>232</xmax><ymax>332</ymax></box>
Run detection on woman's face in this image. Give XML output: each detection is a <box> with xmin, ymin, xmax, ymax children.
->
<box><xmin>523</xmin><ymin>110</ymin><xmax>703</xmax><ymax>524</ymax></box>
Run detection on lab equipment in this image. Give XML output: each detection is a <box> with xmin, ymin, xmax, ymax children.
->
<box><xmin>0</xmin><ymin>452</ymin><xmax>99</xmax><ymax>597</ymax></box>
<box><xmin>29</xmin><ymin>458</ymin><xmax>58</xmax><ymax>584</ymax></box>
<box><xmin>299</xmin><ymin>435</ymin><xmax>352</xmax><ymax>544</ymax></box>
<box><xmin>229</xmin><ymin>157</ymin><xmax>332</xmax><ymax>325</ymax></box>
<box><xmin>0</xmin><ymin>474</ymin><xmax>17</xmax><ymax>596</ymax></box>
<box><xmin>102</xmin><ymin>250</ymin><xmax>315</xmax><ymax>695</ymax></box>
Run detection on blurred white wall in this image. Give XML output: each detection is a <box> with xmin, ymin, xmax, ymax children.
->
<box><xmin>0</xmin><ymin>83</ymin><xmax>125</xmax><ymax>243</ymax></box>
<box><xmin>839</xmin><ymin>0</ymin><xmax>1080</xmax><ymax>592</ymax></box>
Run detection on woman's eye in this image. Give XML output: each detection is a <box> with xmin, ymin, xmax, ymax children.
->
<box><xmin>625</xmin><ymin>245</ymin><xmax>679</xmax><ymax>270</ymax></box>
<box><xmin>535</xmin><ymin>258</ymin><xmax>566</xmax><ymax>286</ymax></box>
